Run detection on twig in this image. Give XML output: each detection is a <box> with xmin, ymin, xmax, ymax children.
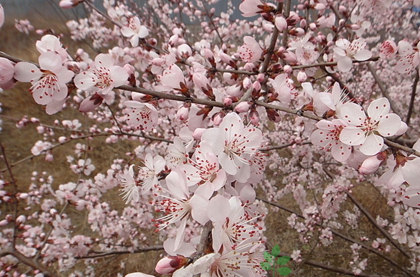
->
<box><xmin>259</xmin><ymin>2</ymin><xmax>283</xmax><ymax>74</ymax></box>
<box><xmin>281</xmin><ymin>0</ymin><xmax>291</xmax><ymax>48</ymax></box>
<box><xmin>259</xmin><ymin>141</ymin><xmax>312</xmax><ymax>151</ymax></box>
<box><xmin>346</xmin><ymin>192</ymin><xmax>411</xmax><ymax>259</ymax></box>
<box><xmin>367</xmin><ymin>63</ymin><xmax>400</xmax><ymax>115</ymax></box>
<box><xmin>1</xmin><ymin>249</ymin><xmax>56</xmax><ymax>277</ymax></box>
<box><xmin>257</xmin><ymin>198</ymin><xmax>414</xmax><ymax>276</ymax></box>
<box><xmin>74</xmin><ymin>245</ymin><xmax>164</xmax><ymax>259</ymax></box>
<box><xmin>406</xmin><ymin>68</ymin><xmax>419</xmax><ymax>126</ymax></box>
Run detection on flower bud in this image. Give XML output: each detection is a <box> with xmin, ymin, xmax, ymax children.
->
<box><xmin>275</xmin><ymin>16</ymin><xmax>287</xmax><ymax>32</ymax></box>
<box><xmin>283</xmin><ymin>65</ymin><xmax>292</xmax><ymax>74</ymax></box>
<box><xmin>155</xmin><ymin>256</ymin><xmax>189</xmax><ymax>274</ymax></box>
<box><xmin>0</xmin><ymin>5</ymin><xmax>4</xmax><ymax>28</ymax></box>
<box><xmin>234</xmin><ymin>101</ymin><xmax>251</xmax><ymax>113</ymax></box>
<box><xmin>359</xmin><ymin>155</ymin><xmax>384</xmax><ymax>175</ymax></box>
<box><xmin>297</xmin><ymin>71</ymin><xmax>307</xmax><ymax>82</ymax></box>
<box><xmin>79</xmin><ymin>93</ymin><xmax>103</xmax><ymax>112</ymax></box>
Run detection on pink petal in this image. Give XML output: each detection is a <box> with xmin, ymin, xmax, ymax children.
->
<box><xmin>39</xmin><ymin>52</ymin><xmax>62</xmax><ymax>72</ymax></box>
<box><xmin>207</xmin><ymin>194</ymin><xmax>230</xmax><ymax>223</ymax></box>
<box><xmin>331</xmin><ymin>142</ymin><xmax>352</xmax><ymax>162</ymax></box>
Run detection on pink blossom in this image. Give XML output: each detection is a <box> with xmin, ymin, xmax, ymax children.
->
<box><xmin>121</xmin><ymin>16</ymin><xmax>149</xmax><ymax>47</ymax></box>
<box><xmin>379</xmin><ymin>40</ymin><xmax>397</xmax><ymax>59</ymax></box>
<box><xmin>74</xmin><ymin>53</ymin><xmax>129</xmax><ymax>95</ymax></box>
<box><xmin>201</xmin><ymin>113</ymin><xmax>263</xmax><ymax>183</ymax></box>
<box><xmin>155</xmin><ymin>256</ymin><xmax>189</xmax><ymax>274</ymax></box>
<box><xmin>14</xmin><ymin>51</ymin><xmax>74</xmax><ymax>106</ymax></box>
<box><xmin>310</xmin><ymin>119</ymin><xmax>352</xmax><ymax>162</ymax></box>
<box><xmin>339</xmin><ymin>98</ymin><xmax>402</xmax><ymax>156</ymax></box>
<box><xmin>237</xmin><ymin>36</ymin><xmax>263</xmax><ymax>63</ymax></box>
<box><xmin>119</xmin><ymin>165</ymin><xmax>139</xmax><ymax>203</ymax></box>
<box><xmin>59</xmin><ymin>0</ymin><xmax>83</xmax><ymax>9</ymax></box>
<box><xmin>334</xmin><ymin>38</ymin><xmax>372</xmax><ymax>72</ymax></box>
<box><xmin>239</xmin><ymin>0</ymin><xmax>274</xmax><ymax>17</ymax></box>
<box><xmin>125</xmin><ymin>100</ymin><xmax>158</xmax><ymax>131</ymax></box>
<box><xmin>0</xmin><ymin>57</ymin><xmax>15</xmax><ymax>88</ymax></box>
<box><xmin>396</xmin><ymin>40</ymin><xmax>420</xmax><ymax>75</ymax></box>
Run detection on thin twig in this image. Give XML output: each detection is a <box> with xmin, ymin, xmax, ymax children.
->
<box><xmin>74</xmin><ymin>245</ymin><xmax>164</xmax><ymax>259</ymax></box>
<box><xmin>367</xmin><ymin>63</ymin><xmax>400</xmax><ymax>115</ymax></box>
<box><xmin>406</xmin><ymin>68</ymin><xmax>419</xmax><ymax>126</ymax></box>
<box><xmin>346</xmin><ymin>192</ymin><xmax>411</xmax><ymax>259</ymax></box>
<box><xmin>259</xmin><ymin>2</ymin><xmax>283</xmax><ymax>74</ymax></box>
<box><xmin>257</xmin><ymin>198</ymin><xmax>414</xmax><ymax>276</ymax></box>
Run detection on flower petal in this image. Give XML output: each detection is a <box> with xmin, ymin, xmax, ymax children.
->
<box><xmin>359</xmin><ymin>134</ymin><xmax>384</xmax><ymax>156</ymax></box>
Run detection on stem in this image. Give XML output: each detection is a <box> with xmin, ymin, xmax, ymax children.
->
<box><xmin>74</xmin><ymin>245</ymin><xmax>164</xmax><ymax>259</ymax></box>
<box><xmin>406</xmin><ymin>68</ymin><xmax>419</xmax><ymax>126</ymax></box>
<box><xmin>367</xmin><ymin>63</ymin><xmax>400</xmax><ymax>115</ymax></box>
<box><xmin>259</xmin><ymin>2</ymin><xmax>283</xmax><ymax>74</ymax></box>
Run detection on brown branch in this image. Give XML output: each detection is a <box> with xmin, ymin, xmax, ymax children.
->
<box><xmin>257</xmin><ymin>198</ymin><xmax>414</xmax><ymax>277</ymax></box>
<box><xmin>0</xmin><ymin>132</ymin><xmax>171</xmax><ymax>173</ymax></box>
<box><xmin>1</xmin><ymin>249</ymin><xmax>57</xmax><ymax>277</ymax></box>
<box><xmin>74</xmin><ymin>245</ymin><xmax>164</xmax><ymax>259</ymax></box>
<box><xmin>346</xmin><ymin>192</ymin><xmax>411</xmax><ymax>259</ymax></box>
<box><xmin>367</xmin><ymin>63</ymin><xmax>400</xmax><ymax>115</ymax></box>
<box><xmin>406</xmin><ymin>68</ymin><xmax>419</xmax><ymax>126</ymax></box>
<box><xmin>259</xmin><ymin>141</ymin><xmax>312</xmax><ymax>151</ymax></box>
<box><xmin>260</xmin><ymin>2</ymin><xmax>283</xmax><ymax>74</ymax></box>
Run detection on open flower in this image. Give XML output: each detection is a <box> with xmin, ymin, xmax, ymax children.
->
<box><xmin>74</xmin><ymin>53</ymin><xmax>128</xmax><ymax>95</ymax></box>
<box><xmin>333</xmin><ymin>38</ymin><xmax>372</xmax><ymax>72</ymax></box>
<box><xmin>14</xmin><ymin>51</ymin><xmax>74</xmax><ymax>110</ymax></box>
<box><xmin>237</xmin><ymin>36</ymin><xmax>263</xmax><ymax>63</ymax></box>
<box><xmin>311</xmin><ymin>119</ymin><xmax>352</xmax><ymax>162</ymax></box>
<box><xmin>121</xmin><ymin>16</ymin><xmax>149</xmax><ymax>47</ymax></box>
<box><xmin>338</xmin><ymin>98</ymin><xmax>402</xmax><ymax>155</ymax></box>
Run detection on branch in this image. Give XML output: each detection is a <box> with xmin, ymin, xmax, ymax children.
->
<box><xmin>259</xmin><ymin>141</ymin><xmax>312</xmax><ymax>151</ymax></box>
<box><xmin>346</xmin><ymin>192</ymin><xmax>411</xmax><ymax>259</ymax></box>
<box><xmin>259</xmin><ymin>2</ymin><xmax>283</xmax><ymax>74</ymax></box>
<box><xmin>74</xmin><ymin>245</ymin><xmax>164</xmax><ymax>259</ymax></box>
<box><xmin>257</xmin><ymin>198</ymin><xmax>414</xmax><ymax>277</ymax></box>
<box><xmin>406</xmin><ymin>68</ymin><xmax>419</xmax><ymax>126</ymax></box>
<box><xmin>367</xmin><ymin>63</ymin><xmax>400</xmax><ymax>115</ymax></box>
<box><xmin>2</xmin><ymin>249</ymin><xmax>57</xmax><ymax>277</ymax></box>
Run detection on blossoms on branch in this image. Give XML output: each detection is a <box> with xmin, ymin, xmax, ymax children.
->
<box><xmin>338</xmin><ymin>98</ymin><xmax>402</xmax><ymax>156</ymax></box>
<box><xmin>74</xmin><ymin>53</ymin><xmax>129</xmax><ymax>95</ymax></box>
<box><xmin>121</xmin><ymin>16</ymin><xmax>149</xmax><ymax>47</ymax></box>
<box><xmin>333</xmin><ymin>38</ymin><xmax>372</xmax><ymax>72</ymax></box>
<box><xmin>14</xmin><ymin>51</ymin><xmax>74</xmax><ymax>114</ymax></box>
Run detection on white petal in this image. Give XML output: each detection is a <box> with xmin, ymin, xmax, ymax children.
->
<box><xmin>207</xmin><ymin>194</ymin><xmax>230</xmax><ymax>223</ymax></box>
<box><xmin>338</xmin><ymin>102</ymin><xmax>365</xmax><ymax>126</ymax></box>
<box><xmin>337</xmin><ymin>56</ymin><xmax>353</xmax><ymax>72</ymax></box>
<box><xmin>376</xmin><ymin>113</ymin><xmax>402</xmax><ymax>137</ymax></box>
<box><xmin>402</xmin><ymin>158</ymin><xmax>420</xmax><ymax>186</ymax></box>
<box><xmin>353</xmin><ymin>49</ymin><xmax>372</xmax><ymax>61</ymax></box>
<box><xmin>403</xmin><ymin>187</ymin><xmax>420</xmax><ymax>208</ymax></box>
<box><xmin>367</xmin><ymin>98</ymin><xmax>390</xmax><ymax>120</ymax></box>
<box><xmin>359</xmin><ymin>134</ymin><xmax>384</xmax><ymax>156</ymax></box>
<box><xmin>339</xmin><ymin>126</ymin><xmax>366</xmax><ymax>146</ymax></box>
<box><xmin>331</xmin><ymin>143</ymin><xmax>352</xmax><ymax>162</ymax></box>
<box><xmin>14</xmin><ymin>62</ymin><xmax>42</xmax><ymax>82</ymax></box>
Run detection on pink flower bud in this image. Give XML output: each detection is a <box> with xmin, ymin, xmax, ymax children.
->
<box><xmin>18</xmin><ymin>193</ymin><xmax>28</xmax><ymax>199</ymax></box>
<box><xmin>257</xmin><ymin>73</ymin><xmax>265</xmax><ymax>82</ymax></box>
<box><xmin>350</xmin><ymin>24</ymin><xmax>360</xmax><ymax>30</ymax></box>
<box><xmin>176</xmin><ymin>106</ymin><xmax>189</xmax><ymax>121</ymax></box>
<box><xmin>0</xmin><ymin>5</ymin><xmax>4</xmax><ymax>28</ymax></box>
<box><xmin>79</xmin><ymin>93</ymin><xmax>103</xmax><ymax>112</ymax></box>
<box><xmin>16</xmin><ymin>215</ymin><xmax>26</xmax><ymax>224</ymax></box>
<box><xmin>300</xmin><ymin>19</ymin><xmax>307</xmax><ymax>29</ymax></box>
<box><xmin>0</xmin><ymin>220</ymin><xmax>8</xmax><ymax>226</ymax></box>
<box><xmin>286</xmin><ymin>12</ymin><xmax>300</xmax><ymax>26</ymax></box>
<box><xmin>223</xmin><ymin>97</ymin><xmax>233</xmax><ymax>106</ymax></box>
<box><xmin>204</xmin><ymin>48</ymin><xmax>214</xmax><ymax>60</ymax></box>
<box><xmin>283</xmin><ymin>65</ymin><xmax>292</xmax><ymax>74</ymax></box>
<box><xmin>155</xmin><ymin>256</ymin><xmax>189</xmax><ymax>274</ymax></box>
<box><xmin>282</xmin><ymin>51</ymin><xmax>297</xmax><ymax>64</ymax></box>
<box><xmin>243</xmin><ymin>77</ymin><xmax>252</xmax><ymax>89</ymax></box>
<box><xmin>339</xmin><ymin>5</ymin><xmax>347</xmax><ymax>13</ymax></box>
<box><xmin>297</xmin><ymin>71</ymin><xmax>307</xmax><ymax>82</ymax></box>
<box><xmin>212</xmin><ymin>113</ymin><xmax>224</xmax><ymax>126</ymax></box>
<box><xmin>192</xmin><ymin>128</ymin><xmax>205</xmax><ymax>140</ymax></box>
<box><xmin>359</xmin><ymin>155</ymin><xmax>383</xmax><ymax>175</ymax></box>
<box><xmin>249</xmin><ymin>109</ymin><xmax>259</xmax><ymax>125</ymax></box>
<box><xmin>253</xmin><ymin>81</ymin><xmax>261</xmax><ymax>92</ymax></box>
<box><xmin>59</xmin><ymin>0</ymin><xmax>82</xmax><ymax>9</ymax></box>
<box><xmin>234</xmin><ymin>101</ymin><xmax>251</xmax><ymax>113</ymax></box>
<box><xmin>314</xmin><ymin>3</ymin><xmax>326</xmax><ymax>10</ymax></box>
<box><xmin>309</xmin><ymin>23</ymin><xmax>317</xmax><ymax>31</ymax></box>
<box><xmin>275</xmin><ymin>16</ymin><xmax>287</xmax><ymax>31</ymax></box>
<box><xmin>45</xmin><ymin>153</ymin><xmax>54</xmax><ymax>162</ymax></box>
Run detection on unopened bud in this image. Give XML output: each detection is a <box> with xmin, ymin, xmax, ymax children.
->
<box><xmin>297</xmin><ymin>71</ymin><xmax>307</xmax><ymax>82</ymax></box>
<box><xmin>155</xmin><ymin>256</ymin><xmax>189</xmax><ymax>274</ymax></box>
<box><xmin>275</xmin><ymin>16</ymin><xmax>287</xmax><ymax>32</ymax></box>
<box><xmin>234</xmin><ymin>101</ymin><xmax>251</xmax><ymax>113</ymax></box>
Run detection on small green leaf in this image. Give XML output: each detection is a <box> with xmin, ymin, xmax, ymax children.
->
<box><xmin>278</xmin><ymin>267</ymin><xmax>292</xmax><ymax>276</ymax></box>
<box><xmin>260</xmin><ymin>261</ymin><xmax>272</xmax><ymax>271</ymax></box>
<box><xmin>263</xmin><ymin>251</ymin><xmax>273</xmax><ymax>263</ymax></box>
<box><xmin>276</xmin><ymin>255</ymin><xmax>291</xmax><ymax>266</ymax></box>
<box><xmin>271</xmin><ymin>244</ymin><xmax>281</xmax><ymax>257</ymax></box>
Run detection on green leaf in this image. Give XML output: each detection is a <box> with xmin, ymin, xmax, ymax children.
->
<box><xmin>278</xmin><ymin>267</ymin><xmax>292</xmax><ymax>276</ymax></box>
<box><xmin>263</xmin><ymin>251</ymin><xmax>273</xmax><ymax>263</ymax></box>
<box><xmin>260</xmin><ymin>261</ymin><xmax>272</xmax><ymax>271</ymax></box>
<box><xmin>271</xmin><ymin>244</ymin><xmax>281</xmax><ymax>257</ymax></box>
<box><xmin>276</xmin><ymin>255</ymin><xmax>291</xmax><ymax>265</ymax></box>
